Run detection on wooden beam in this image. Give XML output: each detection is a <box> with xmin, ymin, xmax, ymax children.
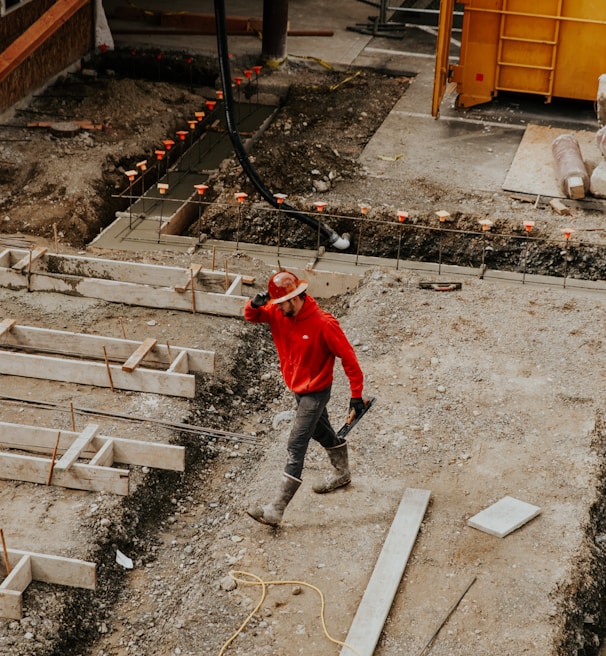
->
<box><xmin>53</xmin><ymin>423</ymin><xmax>99</xmax><ymax>472</ymax></box>
<box><xmin>11</xmin><ymin>247</ymin><xmax>47</xmax><ymax>272</ymax></box>
<box><xmin>0</xmin><ymin>250</ymin><xmax>248</xmax><ymax>317</ymax></box>
<box><xmin>17</xmin><ymin>549</ymin><xmax>96</xmax><ymax>589</ymax></box>
<box><xmin>167</xmin><ymin>350</ymin><xmax>188</xmax><ymax>373</ymax></box>
<box><xmin>0</xmin><ymin>350</ymin><xmax>195</xmax><ymax>398</ymax></box>
<box><xmin>0</xmin><ymin>554</ymin><xmax>32</xmax><ymax>594</ymax></box>
<box><xmin>0</xmin><ymin>319</ymin><xmax>16</xmax><ymax>338</ymax></box>
<box><xmin>225</xmin><ymin>274</ymin><xmax>243</xmax><ymax>297</ymax></box>
<box><xmin>0</xmin><ymin>422</ymin><xmax>185</xmax><ymax>472</ymax></box>
<box><xmin>88</xmin><ymin>438</ymin><xmax>114</xmax><ymax>467</ymax></box>
<box><xmin>0</xmin><ymin>322</ymin><xmax>214</xmax><ymax>373</ymax></box>
<box><xmin>122</xmin><ymin>338</ymin><xmax>157</xmax><ymax>372</ymax></box>
<box><xmin>8</xmin><ymin>249</ymin><xmax>239</xmax><ymax>289</ymax></box>
<box><xmin>174</xmin><ymin>263</ymin><xmax>203</xmax><ymax>293</ymax></box>
<box><xmin>0</xmin><ymin>452</ymin><xmax>129</xmax><ymax>495</ymax></box>
<box><xmin>339</xmin><ymin>488</ymin><xmax>431</xmax><ymax>656</ymax></box>
<box><xmin>0</xmin><ymin>0</ymin><xmax>89</xmax><ymax>83</ymax></box>
<box><xmin>0</xmin><ymin>588</ymin><xmax>22</xmax><ymax>620</ymax></box>
<box><xmin>0</xmin><ymin>549</ymin><xmax>95</xmax><ymax>619</ymax></box>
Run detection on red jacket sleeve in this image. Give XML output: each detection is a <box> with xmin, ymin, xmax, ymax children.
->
<box><xmin>322</xmin><ymin>315</ymin><xmax>364</xmax><ymax>398</ymax></box>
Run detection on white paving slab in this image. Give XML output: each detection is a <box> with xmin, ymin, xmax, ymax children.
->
<box><xmin>467</xmin><ymin>496</ymin><xmax>541</xmax><ymax>538</ymax></box>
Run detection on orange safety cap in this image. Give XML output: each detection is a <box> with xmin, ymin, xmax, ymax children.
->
<box><xmin>267</xmin><ymin>271</ymin><xmax>308</xmax><ymax>304</ymax></box>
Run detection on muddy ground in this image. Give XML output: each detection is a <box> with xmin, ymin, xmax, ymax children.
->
<box><xmin>1</xmin><ymin>55</ymin><xmax>606</xmax><ymax>656</ymax></box>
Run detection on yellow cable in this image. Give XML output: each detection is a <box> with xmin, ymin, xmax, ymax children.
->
<box><xmin>218</xmin><ymin>570</ymin><xmax>363</xmax><ymax>656</ymax></box>
<box><xmin>329</xmin><ymin>70</ymin><xmax>362</xmax><ymax>91</ymax></box>
<box><xmin>289</xmin><ymin>55</ymin><xmax>334</xmax><ymax>70</ymax></box>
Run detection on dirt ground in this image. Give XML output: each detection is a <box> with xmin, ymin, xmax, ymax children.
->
<box><xmin>1</xmin><ymin>57</ymin><xmax>606</xmax><ymax>656</ymax></box>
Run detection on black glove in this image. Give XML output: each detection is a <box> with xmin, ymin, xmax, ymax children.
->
<box><xmin>251</xmin><ymin>292</ymin><xmax>270</xmax><ymax>308</ymax></box>
<box><xmin>349</xmin><ymin>397</ymin><xmax>366</xmax><ymax>419</ymax></box>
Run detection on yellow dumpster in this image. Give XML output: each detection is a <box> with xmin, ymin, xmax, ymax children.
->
<box><xmin>433</xmin><ymin>0</ymin><xmax>606</xmax><ymax>116</ymax></box>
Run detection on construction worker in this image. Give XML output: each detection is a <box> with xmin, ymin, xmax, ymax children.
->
<box><xmin>244</xmin><ymin>270</ymin><xmax>366</xmax><ymax>527</ymax></box>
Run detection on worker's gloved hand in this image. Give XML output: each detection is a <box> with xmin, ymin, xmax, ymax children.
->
<box><xmin>251</xmin><ymin>292</ymin><xmax>270</xmax><ymax>308</ymax></box>
<box><xmin>349</xmin><ymin>397</ymin><xmax>366</xmax><ymax>419</ymax></box>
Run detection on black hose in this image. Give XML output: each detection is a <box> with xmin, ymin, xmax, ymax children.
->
<box><xmin>213</xmin><ymin>0</ymin><xmax>350</xmax><ymax>250</ymax></box>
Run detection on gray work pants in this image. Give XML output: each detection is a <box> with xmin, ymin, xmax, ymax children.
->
<box><xmin>284</xmin><ymin>387</ymin><xmax>343</xmax><ymax>479</ymax></box>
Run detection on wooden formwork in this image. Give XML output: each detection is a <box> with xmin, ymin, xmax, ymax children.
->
<box><xmin>0</xmin><ymin>318</ymin><xmax>215</xmax><ymax>398</ymax></box>
<box><xmin>0</xmin><ymin>248</ymin><xmax>249</xmax><ymax>317</ymax></box>
<box><xmin>0</xmin><ymin>547</ymin><xmax>96</xmax><ymax>620</ymax></box>
<box><xmin>0</xmin><ymin>421</ymin><xmax>186</xmax><ymax>495</ymax></box>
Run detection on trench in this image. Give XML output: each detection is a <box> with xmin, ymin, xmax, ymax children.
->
<box><xmin>36</xmin><ymin>322</ymin><xmax>280</xmax><ymax>656</ymax></box>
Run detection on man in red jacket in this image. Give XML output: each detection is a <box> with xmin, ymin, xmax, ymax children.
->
<box><xmin>244</xmin><ymin>270</ymin><xmax>366</xmax><ymax>527</ymax></box>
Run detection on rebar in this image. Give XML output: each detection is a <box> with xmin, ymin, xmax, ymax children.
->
<box><xmin>0</xmin><ymin>395</ymin><xmax>258</xmax><ymax>445</ymax></box>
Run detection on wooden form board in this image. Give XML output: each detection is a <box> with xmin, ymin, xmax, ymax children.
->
<box><xmin>0</xmin><ymin>249</ymin><xmax>247</xmax><ymax>317</ymax></box>
<box><xmin>0</xmin><ymin>421</ymin><xmax>186</xmax><ymax>494</ymax></box>
<box><xmin>0</xmin><ymin>422</ymin><xmax>185</xmax><ymax>471</ymax></box>
<box><xmin>0</xmin><ymin>548</ymin><xmax>95</xmax><ymax>619</ymax></box>
<box><xmin>0</xmin><ymin>0</ymin><xmax>89</xmax><ymax>84</ymax></box>
<box><xmin>340</xmin><ymin>488</ymin><xmax>431</xmax><ymax>656</ymax></box>
<box><xmin>0</xmin><ymin>321</ymin><xmax>214</xmax><ymax>373</ymax></box>
<box><xmin>0</xmin><ymin>452</ymin><xmax>130</xmax><ymax>495</ymax></box>
<box><xmin>0</xmin><ymin>320</ymin><xmax>215</xmax><ymax>398</ymax></box>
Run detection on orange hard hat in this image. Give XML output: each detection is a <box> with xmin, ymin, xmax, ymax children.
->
<box><xmin>267</xmin><ymin>271</ymin><xmax>308</xmax><ymax>304</ymax></box>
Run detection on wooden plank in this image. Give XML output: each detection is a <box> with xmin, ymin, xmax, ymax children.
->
<box><xmin>0</xmin><ymin>549</ymin><xmax>95</xmax><ymax>619</ymax></box>
<box><xmin>0</xmin><ymin>351</ymin><xmax>195</xmax><ymax>398</ymax></box>
<box><xmin>7</xmin><ymin>548</ymin><xmax>96</xmax><ymax>590</ymax></box>
<box><xmin>122</xmin><ymin>338</ymin><xmax>158</xmax><ymax>372</ymax></box>
<box><xmin>0</xmin><ymin>554</ymin><xmax>32</xmax><ymax>593</ymax></box>
<box><xmin>11</xmin><ymin>247</ymin><xmax>47</xmax><ymax>272</ymax></box>
<box><xmin>0</xmin><ymin>588</ymin><xmax>22</xmax><ymax>620</ymax></box>
<box><xmin>0</xmin><ymin>452</ymin><xmax>129</xmax><ymax>495</ymax></box>
<box><xmin>97</xmin><ymin>437</ymin><xmax>185</xmax><ymax>471</ymax></box>
<box><xmin>0</xmin><ymin>0</ymin><xmax>89</xmax><ymax>83</ymax></box>
<box><xmin>0</xmin><ymin>266</ymin><xmax>247</xmax><ymax>318</ymax></box>
<box><xmin>174</xmin><ymin>263</ymin><xmax>203</xmax><ymax>293</ymax></box>
<box><xmin>167</xmin><ymin>350</ymin><xmax>188</xmax><ymax>373</ymax></box>
<box><xmin>0</xmin><ymin>322</ymin><xmax>215</xmax><ymax>373</ymax></box>
<box><xmin>26</xmin><ymin>120</ymin><xmax>103</xmax><ymax>131</ymax></box>
<box><xmin>225</xmin><ymin>274</ymin><xmax>243</xmax><ymax>297</ymax></box>
<box><xmin>10</xmin><ymin>250</ymin><xmax>238</xmax><ymax>289</ymax></box>
<box><xmin>0</xmin><ymin>319</ymin><xmax>16</xmax><ymax>338</ymax></box>
<box><xmin>88</xmin><ymin>439</ymin><xmax>114</xmax><ymax>467</ymax></box>
<box><xmin>0</xmin><ymin>422</ymin><xmax>185</xmax><ymax>472</ymax></box>
<box><xmin>53</xmin><ymin>423</ymin><xmax>100</xmax><ymax>472</ymax></box>
<box><xmin>340</xmin><ymin>488</ymin><xmax>431</xmax><ymax>656</ymax></box>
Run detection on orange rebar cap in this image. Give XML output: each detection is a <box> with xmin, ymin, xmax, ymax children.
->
<box><xmin>267</xmin><ymin>271</ymin><xmax>308</xmax><ymax>304</ymax></box>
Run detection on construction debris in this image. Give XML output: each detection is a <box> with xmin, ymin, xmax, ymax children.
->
<box><xmin>549</xmin><ymin>198</ymin><xmax>573</xmax><ymax>216</ymax></box>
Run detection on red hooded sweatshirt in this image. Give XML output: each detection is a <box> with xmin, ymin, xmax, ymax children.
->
<box><xmin>244</xmin><ymin>294</ymin><xmax>364</xmax><ymax>397</ymax></box>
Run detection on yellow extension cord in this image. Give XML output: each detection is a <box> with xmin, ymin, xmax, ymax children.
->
<box><xmin>218</xmin><ymin>570</ymin><xmax>362</xmax><ymax>656</ymax></box>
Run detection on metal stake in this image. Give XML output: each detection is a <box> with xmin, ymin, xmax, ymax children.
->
<box><xmin>522</xmin><ymin>221</ymin><xmax>534</xmax><ymax>284</ymax></box>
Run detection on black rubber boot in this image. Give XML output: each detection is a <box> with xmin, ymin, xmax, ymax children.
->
<box><xmin>312</xmin><ymin>441</ymin><xmax>351</xmax><ymax>494</ymax></box>
<box><xmin>247</xmin><ymin>473</ymin><xmax>302</xmax><ymax>526</ymax></box>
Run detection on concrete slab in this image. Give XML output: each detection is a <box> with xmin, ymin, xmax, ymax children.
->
<box><xmin>467</xmin><ymin>496</ymin><xmax>542</xmax><ymax>539</ymax></box>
